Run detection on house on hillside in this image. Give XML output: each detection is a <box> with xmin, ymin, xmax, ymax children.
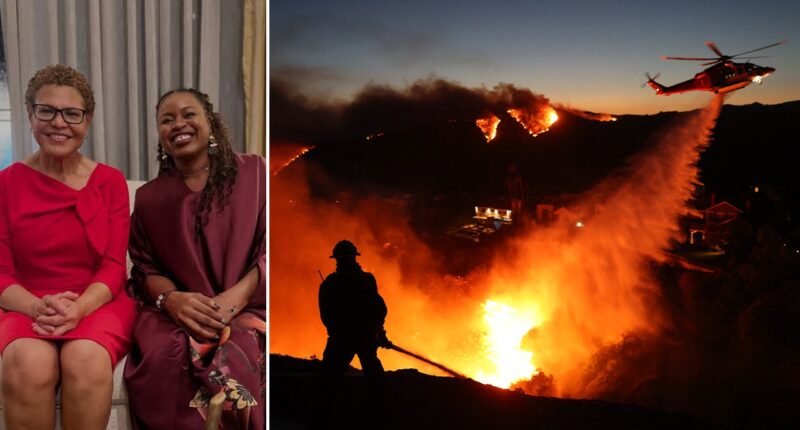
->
<box><xmin>705</xmin><ymin>201</ymin><xmax>742</xmax><ymax>224</ymax></box>
<box><xmin>685</xmin><ymin>200</ymin><xmax>752</xmax><ymax>249</ymax></box>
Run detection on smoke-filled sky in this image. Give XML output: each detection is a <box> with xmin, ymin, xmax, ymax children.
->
<box><xmin>270</xmin><ymin>0</ymin><xmax>800</xmax><ymax>115</ymax></box>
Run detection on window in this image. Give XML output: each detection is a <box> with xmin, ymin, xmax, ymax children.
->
<box><xmin>0</xmin><ymin>17</ymin><xmax>11</xmax><ymax>169</ymax></box>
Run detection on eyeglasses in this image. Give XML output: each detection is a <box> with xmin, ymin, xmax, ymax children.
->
<box><xmin>31</xmin><ymin>104</ymin><xmax>87</xmax><ymax>124</ymax></box>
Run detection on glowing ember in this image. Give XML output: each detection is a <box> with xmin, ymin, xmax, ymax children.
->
<box><xmin>271</xmin><ymin>145</ymin><xmax>315</xmax><ymax>176</ymax></box>
<box><xmin>475</xmin><ymin>115</ymin><xmax>500</xmax><ymax>142</ymax></box>
<box><xmin>507</xmin><ymin>105</ymin><xmax>558</xmax><ymax>137</ymax></box>
<box><xmin>475</xmin><ymin>300</ymin><xmax>539</xmax><ymax>388</ymax></box>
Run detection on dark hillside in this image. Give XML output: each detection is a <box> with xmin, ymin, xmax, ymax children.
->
<box><xmin>270</xmin><ymin>354</ymin><xmax>738</xmax><ymax>430</ymax></box>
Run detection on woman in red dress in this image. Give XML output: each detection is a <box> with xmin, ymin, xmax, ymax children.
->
<box><xmin>124</xmin><ymin>88</ymin><xmax>266</xmax><ymax>429</ymax></box>
<box><xmin>0</xmin><ymin>65</ymin><xmax>136</xmax><ymax>429</ymax></box>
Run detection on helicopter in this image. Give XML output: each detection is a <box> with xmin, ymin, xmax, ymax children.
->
<box><xmin>645</xmin><ymin>40</ymin><xmax>785</xmax><ymax>96</ymax></box>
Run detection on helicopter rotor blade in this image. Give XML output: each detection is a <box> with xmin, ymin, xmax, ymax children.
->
<box><xmin>662</xmin><ymin>56</ymin><xmax>718</xmax><ymax>61</ymax></box>
<box><xmin>729</xmin><ymin>40</ymin><xmax>786</xmax><ymax>58</ymax></box>
<box><xmin>641</xmin><ymin>72</ymin><xmax>660</xmax><ymax>88</ymax></box>
<box><xmin>705</xmin><ymin>41</ymin><xmax>725</xmax><ymax>57</ymax></box>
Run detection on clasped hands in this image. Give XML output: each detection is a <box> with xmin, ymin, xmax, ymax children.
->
<box><xmin>161</xmin><ymin>291</ymin><xmax>240</xmax><ymax>342</ymax></box>
<box><xmin>31</xmin><ymin>291</ymin><xmax>84</xmax><ymax>336</ymax></box>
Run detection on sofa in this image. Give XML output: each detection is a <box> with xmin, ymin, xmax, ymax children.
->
<box><xmin>0</xmin><ymin>180</ymin><xmax>145</xmax><ymax>430</ymax></box>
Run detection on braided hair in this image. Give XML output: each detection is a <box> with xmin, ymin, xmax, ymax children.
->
<box><xmin>155</xmin><ymin>88</ymin><xmax>238</xmax><ymax>239</ymax></box>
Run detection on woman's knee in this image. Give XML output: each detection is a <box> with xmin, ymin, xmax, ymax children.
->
<box><xmin>1</xmin><ymin>339</ymin><xmax>60</xmax><ymax>392</ymax></box>
<box><xmin>60</xmin><ymin>340</ymin><xmax>112</xmax><ymax>388</ymax></box>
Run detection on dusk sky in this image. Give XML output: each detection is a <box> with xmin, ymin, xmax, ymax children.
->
<box><xmin>270</xmin><ymin>0</ymin><xmax>799</xmax><ymax>115</ymax></box>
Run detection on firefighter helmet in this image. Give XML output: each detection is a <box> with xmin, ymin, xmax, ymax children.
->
<box><xmin>329</xmin><ymin>240</ymin><xmax>361</xmax><ymax>258</ymax></box>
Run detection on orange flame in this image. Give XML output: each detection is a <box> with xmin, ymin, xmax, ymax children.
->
<box><xmin>475</xmin><ymin>115</ymin><xmax>500</xmax><ymax>142</ymax></box>
<box><xmin>474</xmin><ymin>299</ymin><xmax>540</xmax><ymax>388</ymax></box>
<box><xmin>548</xmin><ymin>109</ymin><xmax>559</xmax><ymax>126</ymax></box>
<box><xmin>507</xmin><ymin>105</ymin><xmax>558</xmax><ymax>137</ymax></box>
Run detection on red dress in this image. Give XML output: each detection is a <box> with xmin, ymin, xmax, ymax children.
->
<box><xmin>0</xmin><ymin>162</ymin><xmax>136</xmax><ymax>366</ymax></box>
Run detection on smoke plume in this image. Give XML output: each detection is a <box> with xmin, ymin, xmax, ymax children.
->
<box><xmin>270</xmin><ymin>77</ymin><xmax>551</xmax><ymax>145</ymax></box>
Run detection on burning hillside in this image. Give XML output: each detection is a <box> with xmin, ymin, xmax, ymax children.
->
<box><xmin>270</xmin><ymin>142</ymin><xmax>315</xmax><ymax>176</ymax></box>
<box><xmin>271</xmin><ymin>77</ymin><xmax>558</xmax><ymax>145</ymax></box>
<box><xmin>272</xmin><ymin>91</ymin><xmax>722</xmax><ymax>383</ymax></box>
<box><xmin>271</xmin><ymin>77</ymin><xmax>658</xmax><ymax>201</ymax></box>
<box><xmin>271</xmin><ymin>80</ymin><xmax>800</xmax><ymax>428</ymax></box>
<box><xmin>475</xmin><ymin>114</ymin><xmax>500</xmax><ymax>142</ymax></box>
<box><xmin>507</xmin><ymin>105</ymin><xmax>559</xmax><ymax>137</ymax></box>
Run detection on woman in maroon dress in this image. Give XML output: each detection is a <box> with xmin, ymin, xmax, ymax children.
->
<box><xmin>124</xmin><ymin>88</ymin><xmax>266</xmax><ymax>429</ymax></box>
<box><xmin>0</xmin><ymin>65</ymin><xmax>136</xmax><ymax>429</ymax></box>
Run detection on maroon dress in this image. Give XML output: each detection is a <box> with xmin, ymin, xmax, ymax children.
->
<box><xmin>123</xmin><ymin>154</ymin><xmax>266</xmax><ymax>430</ymax></box>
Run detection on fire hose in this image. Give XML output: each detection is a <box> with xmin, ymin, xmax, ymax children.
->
<box><xmin>381</xmin><ymin>338</ymin><xmax>468</xmax><ymax>380</ymax></box>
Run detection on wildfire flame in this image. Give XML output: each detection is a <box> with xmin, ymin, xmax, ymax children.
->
<box><xmin>507</xmin><ymin>105</ymin><xmax>558</xmax><ymax>137</ymax></box>
<box><xmin>548</xmin><ymin>109</ymin><xmax>559</xmax><ymax>126</ymax></box>
<box><xmin>271</xmin><ymin>145</ymin><xmax>315</xmax><ymax>176</ymax></box>
<box><xmin>475</xmin><ymin>115</ymin><xmax>501</xmax><ymax>142</ymax></box>
<box><xmin>475</xmin><ymin>300</ymin><xmax>539</xmax><ymax>388</ymax></box>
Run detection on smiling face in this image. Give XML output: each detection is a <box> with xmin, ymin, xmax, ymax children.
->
<box><xmin>157</xmin><ymin>91</ymin><xmax>211</xmax><ymax>164</ymax></box>
<box><xmin>28</xmin><ymin>85</ymin><xmax>91</xmax><ymax>159</ymax></box>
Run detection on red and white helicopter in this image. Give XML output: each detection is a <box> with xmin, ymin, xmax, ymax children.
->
<box><xmin>645</xmin><ymin>40</ymin><xmax>785</xmax><ymax>95</ymax></box>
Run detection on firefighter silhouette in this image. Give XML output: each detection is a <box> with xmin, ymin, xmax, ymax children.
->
<box><xmin>319</xmin><ymin>240</ymin><xmax>389</xmax><ymax>390</ymax></box>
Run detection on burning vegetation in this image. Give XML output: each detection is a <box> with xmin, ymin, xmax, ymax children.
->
<box><xmin>270</xmin><ymin>77</ymin><xmax>557</xmax><ymax>148</ymax></box>
<box><xmin>475</xmin><ymin>115</ymin><xmax>500</xmax><ymax>142</ymax></box>
<box><xmin>475</xmin><ymin>104</ymin><xmax>559</xmax><ymax>143</ymax></box>
<box><xmin>507</xmin><ymin>105</ymin><xmax>559</xmax><ymax>137</ymax></box>
<box><xmin>272</xmin><ymin>77</ymin><xmax>800</xmax><ymax>427</ymax></box>
<box><xmin>270</xmin><ymin>144</ymin><xmax>315</xmax><ymax>176</ymax></box>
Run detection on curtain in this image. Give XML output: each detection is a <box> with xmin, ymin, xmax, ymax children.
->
<box><xmin>243</xmin><ymin>0</ymin><xmax>265</xmax><ymax>156</ymax></box>
<box><xmin>0</xmin><ymin>0</ymin><xmax>247</xmax><ymax>180</ymax></box>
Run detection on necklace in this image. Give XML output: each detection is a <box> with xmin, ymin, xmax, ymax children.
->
<box><xmin>181</xmin><ymin>165</ymin><xmax>210</xmax><ymax>179</ymax></box>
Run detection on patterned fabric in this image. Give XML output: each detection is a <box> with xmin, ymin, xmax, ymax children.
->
<box><xmin>188</xmin><ymin>315</ymin><xmax>266</xmax><ymax>415</ymax></box>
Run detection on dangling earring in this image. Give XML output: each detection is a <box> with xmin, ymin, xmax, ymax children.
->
<box><xmin>157</xmin><ymin>145</ymin><xmax>170</xmax><ymax>171</ymax></box>
<box><xmin>208</xmin><ymin>134</ymin><xmax>219</xmax><ymax>156</ymax></box>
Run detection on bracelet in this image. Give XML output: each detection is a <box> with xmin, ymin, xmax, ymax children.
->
<box><xmin>155</xmin><ymin>289</ymin><xmax>177</xmax><ymax>311</ymax></box>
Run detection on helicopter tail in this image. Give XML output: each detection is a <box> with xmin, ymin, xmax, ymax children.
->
<box><xmin>643</xmin><ymin>73</ymin><xmax>665</xmax><ymax>94</ymax></box>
